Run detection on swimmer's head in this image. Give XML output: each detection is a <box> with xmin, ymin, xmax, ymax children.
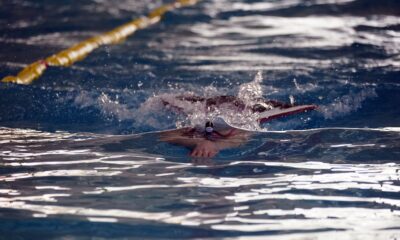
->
<box><xmin>204</xmin><ymin>121</ymin><xmax>215</xmax><ymax>141</ymax></box>
<box><xmin>205</xmin><ymin>121</ymin><xmax>214</xmax><ymax>134</ymax></box>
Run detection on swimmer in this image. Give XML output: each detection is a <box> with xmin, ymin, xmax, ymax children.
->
<box><xmin>159</xmin><ymin>94</ymin><xmax>316</xmax><ymax>158</ymax></box>
<box><xmin>160</xmin><ymin>120</ymin><xmax>251</xmax><ymax>158</ymax></box>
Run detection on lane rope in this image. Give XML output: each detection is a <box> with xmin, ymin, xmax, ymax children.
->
<box><xmin>2</xmin><ymin>0</ymin><xmax>198</xmax><ymax>85</ymax></box>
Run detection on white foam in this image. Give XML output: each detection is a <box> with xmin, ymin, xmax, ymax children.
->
<box><xmin>320</xmin><ymin>88</ymin><xmax>377</xmax><ymax>119</ymax></box>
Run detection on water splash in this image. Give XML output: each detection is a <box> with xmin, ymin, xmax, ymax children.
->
<box><xmin>238</xmin><ymin>71</ymin><xmax>263</xmax><ymax>104</ymax></box>
<box><xmin>137</xmin><ymin>71</ymin><xmax>269</xmax><ymax>131</ymax></box>
<box><xmin>320</xmin><ymin>88</ymin><xmax>377</xmax><ymax>119</ymax></box>
<box><xmin>70</xmin><ymin>73</ymin><xmax>377</xmax><ymax>132</ymax></box>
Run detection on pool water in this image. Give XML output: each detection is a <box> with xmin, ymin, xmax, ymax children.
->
<box><xmin>1</xmin><ymin>0</ymin><xmax>400</xmax><ymax>239</ymax></box>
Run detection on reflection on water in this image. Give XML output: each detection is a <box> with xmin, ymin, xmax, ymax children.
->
<box><xmin>1</xmin><ymin>127</ymin><xmax>399</xmax><ymax>239</ymax></box>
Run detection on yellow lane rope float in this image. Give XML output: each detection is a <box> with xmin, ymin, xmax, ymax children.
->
<box><xmin>2</xmin><ymin>0</ymin><xmax>198</xmax><ymax>85</ymax></box>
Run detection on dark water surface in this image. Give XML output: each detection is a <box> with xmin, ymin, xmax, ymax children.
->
<box><xmin>1</xmin><ymin>0</ymin><xmax>400</xmax><ymax>239</ymax></box>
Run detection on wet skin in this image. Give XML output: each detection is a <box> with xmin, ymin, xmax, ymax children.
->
<box><xmin>159</xmin><ymin>127</ymin><xmax>250</xmax><ymax>158</ymax></box>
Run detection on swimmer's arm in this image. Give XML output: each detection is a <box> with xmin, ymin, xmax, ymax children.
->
<box><xmin>160</xmin><ymin>128</ymin><xmax>250</xmax><ymax>147</ymax></box>
<box><xmin>189</xmin><ymin>131</ymin><xmax>251</xmax><ymax>157</ymax></box>
<box><xmin>160</xmin><ymin>128</ymin><xmax>252</xmax><ymax>158</ymax></box>
<box><xmin>213</xmin><ymin>130</ymin><xmax>251</xmax><ymax>150</ymax></box>
<box><xmin>159</xmin><ymin>128</ymin><xmax>200</xmax><ymax>147</ymax></box>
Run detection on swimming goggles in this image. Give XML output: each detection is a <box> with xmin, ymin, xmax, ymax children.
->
<box><xmin>204</xmin><ymin>121</ymin><xmax>235</xmax><ymax>141</ymax></box>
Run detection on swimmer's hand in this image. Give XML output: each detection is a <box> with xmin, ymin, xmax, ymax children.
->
<box><xmin>160</xmin><ymin>127</ymin><xmax>251</xmax><ymax>158</ymax></box>
<box><xmin>190</xmin><ymin>140</ymin><xmax>219</xmax><ymax>158</ymax></box>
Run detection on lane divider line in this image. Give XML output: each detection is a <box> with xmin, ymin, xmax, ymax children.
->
<box><xmin>2</xmin><ymin>0</ymin><xmax>198</xmax><ymax>85</ymax></box>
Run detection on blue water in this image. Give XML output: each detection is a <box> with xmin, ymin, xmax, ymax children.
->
<box><xmin>1</xmin><ymin>0</ymin><xmax>400</xmax><ymax>239</ymax></box>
